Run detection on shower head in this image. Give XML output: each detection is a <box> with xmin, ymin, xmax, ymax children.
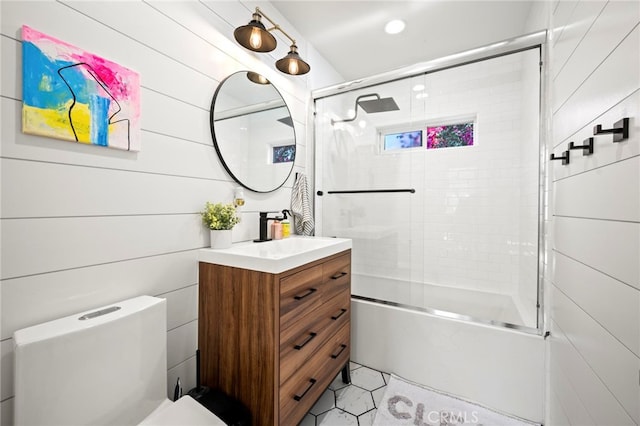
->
<box><xmin>331</xmin><ymin>93</ymin><xmax>399</xmax><ymax>125</ymax></box>
<box><xmin>357</xmin><ymin>97</ymin><xmax>399</xmax><ymax>113</ymax></box>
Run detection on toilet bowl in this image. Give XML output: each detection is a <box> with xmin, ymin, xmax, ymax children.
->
<box><xmin>13</xmin><ymin>295</ymin><xmax>225</xmax><ymax>425</ymax></box>
<box><xmin>139</xmin><ymin>395</ymin><xmax>225</xmax><ymax>425</ymax></box>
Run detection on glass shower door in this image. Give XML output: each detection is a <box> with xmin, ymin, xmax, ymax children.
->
<box><xmin>314</xmin><ymin>47</ymin><xmax>541</xmax><ymax>330</ymax></box>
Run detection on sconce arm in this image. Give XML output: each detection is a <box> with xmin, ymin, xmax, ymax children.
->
<box><xmin>255</xmin><ymin>7</ymin><xmax>297</xmax><ymax>45</ymax></box>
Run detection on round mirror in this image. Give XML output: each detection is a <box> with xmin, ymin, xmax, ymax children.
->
<box><xmin>210</xmin><ymin>71</ymin><xmax>296</xmax><ymax>193</ymax></box>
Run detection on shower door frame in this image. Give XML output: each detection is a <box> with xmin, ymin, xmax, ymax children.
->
<box><xmin>312</xmin><ymin>30</ymin><xmax>548</xmax><ymax>335</ymax></box>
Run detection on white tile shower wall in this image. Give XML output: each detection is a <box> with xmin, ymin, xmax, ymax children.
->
<box><xmin>0</xmin><ymin>1</ymin><xmax>340</xmax><ymax>422</ymax></box>
<box><xmin>318</xmin><ymin>50</ymin><xmax>540</xmax><ymax>310</ymax></box>
<box><xmin>546</xmin><ymin>0</ymin><xmax>640</xmax><ymax>424</ymax></box>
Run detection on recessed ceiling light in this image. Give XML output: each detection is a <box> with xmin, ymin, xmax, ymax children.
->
<box><xmin>385</xmin><ymin>19</ymin><xmax>405</xmax><ymax>35</ymax></box>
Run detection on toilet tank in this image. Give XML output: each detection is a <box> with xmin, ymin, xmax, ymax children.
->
<box><xmin>14</xmin><ymin>296</ymin><xmax>168</xmax><ymax>426</ymax></box>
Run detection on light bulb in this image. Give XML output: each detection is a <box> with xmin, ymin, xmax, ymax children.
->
<box><xmin>288</xmin><ymin>60</ymin><xmax>299</xmax><ymax>75</ymax></box>
<box><xmin>249</xmin><ymin>28</ymin><xmax>263</xmax><ymax>49</ymax></box>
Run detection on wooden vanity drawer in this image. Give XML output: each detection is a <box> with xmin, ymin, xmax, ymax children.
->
<box><xmin>280</xmin><ymin>264</ymin><xmax>324</xmax><ymax>330</ymax></box>
<box><xmin>279</xmin><ymin>293</ymin><xmax>350</xmax><ymax>385</ymax></box>
<box><xmin>199</xmin><ymin>249</ymin><xmax>351</xmax><ymax>426</ymax></box>
<box><xmin>322</xmin><ymin>252</ymin><xmax>351</xmax><ymax>302</ymax></box>
<box><xmin>279</xmin><ymin>323</ymin><xmax>350</xmax><ymax>424</ymax></box>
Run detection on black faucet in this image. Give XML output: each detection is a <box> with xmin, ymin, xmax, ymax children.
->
<box><xmin>254</xmin><ymin>210</ymin><xmax>291</xmax><ymax>242</ymax></box>
<box><xmin>254</xmin><ymin>211</ymin><xmax>283</xmax><ymax>243</ymax></box>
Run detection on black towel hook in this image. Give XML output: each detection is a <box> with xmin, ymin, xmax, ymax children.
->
<box><xmin>550</xmin><ymin>150</ymin><xmax>570</xmax><ymax>165</ymax></box>
<box><xmin>593</xmin><ymin>117</ymin><xmax>629</xmax><ymax>142</ymax></box>
<box><xmin>568</xmin><ymin>137</ymin><xmax>594</xmax><ymax>155</ymax></box>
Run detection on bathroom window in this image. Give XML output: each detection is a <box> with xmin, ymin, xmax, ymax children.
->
<box><xmin>272</xmin><ymin>144</ymin><xmax>295</xmax><ymax>163</ymax></box>
<box><xmin>426</xmin><ymin>121</ymin><xmax>474</xmax><ymax>149</ymax></box>
<box><xmin>381</xmin><ymin>129</ymin><xmax>423</xmax><ymax>151</ymax></box>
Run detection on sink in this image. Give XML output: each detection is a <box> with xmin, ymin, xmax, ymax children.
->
<box><xmin>198</xmin><ymin>236</ymin><xmax>352</xmax><ymax>273</ymax></box>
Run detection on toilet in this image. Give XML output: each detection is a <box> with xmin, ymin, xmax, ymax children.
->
<box><xmin>13</xmin><ymin>295</ymin><xmax>225</xmax><ymax>426</ymax></box>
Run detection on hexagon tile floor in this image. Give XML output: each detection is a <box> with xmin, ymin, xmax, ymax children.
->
<box><xmin>300</xmin><ymin>362</ymin><xmax>390</xmax><ymax>426</ymax></box>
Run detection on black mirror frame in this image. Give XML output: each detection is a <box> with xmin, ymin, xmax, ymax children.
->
<box><xmin>209</xmin><ymin>72</ymin><xmax>296</xmax><ymax>193</ymax></box>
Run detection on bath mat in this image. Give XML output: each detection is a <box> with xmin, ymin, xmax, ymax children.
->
<box><xmin>373</xmin><ymin>374</ymin><xmax>540</xmax><ymax>426</ymax></box>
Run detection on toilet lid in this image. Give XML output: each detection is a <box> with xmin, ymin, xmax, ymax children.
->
<box><xmin>138</xmin><ymin>396</ymin><xmax>226</xmax><ymax>426</ymax></box>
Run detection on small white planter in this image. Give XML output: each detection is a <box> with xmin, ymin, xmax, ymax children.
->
<box><xmin>210</xmin><ymin>229</ymin><xmax>232</xmax><ymax>249</ymax></box>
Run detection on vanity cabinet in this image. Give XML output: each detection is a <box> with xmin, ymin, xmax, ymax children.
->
<box><xmin>198</xmin><ymin>250</ymin><xmax>351</xmax><ymax>426</ymax></box>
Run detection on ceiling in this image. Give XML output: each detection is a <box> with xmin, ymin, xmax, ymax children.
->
<box><xmin>270</xmin><ymin>1</ymin><xmax>536</xmax><ymax>82</ymax></box>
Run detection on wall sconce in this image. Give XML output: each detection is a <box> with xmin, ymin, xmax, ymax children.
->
<box><xmin>234</xmin><ymin>7</ymin><xmax>310</xmax><ymax>76</ymax></box>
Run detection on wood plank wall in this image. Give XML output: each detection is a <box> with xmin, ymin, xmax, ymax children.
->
<box><xmin>546</xmin><ymin>1</ymin><xmax>639</xmax><ymax>424</ymax></box>
<box><xmin>0</xmin><ymin>1</ymin><xmax>341</xmax><ymax>424</ymax></box>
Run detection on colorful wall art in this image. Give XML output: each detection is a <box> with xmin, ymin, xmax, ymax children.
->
<box><xmin>22</xmin><ymin>25</ymin><xmax>141</xmax><ymax>151</ymax></box>
<box><xmin>426</xmin><ymin>122</ymin><xmax>474</xmax><ymax>149</ymax></box>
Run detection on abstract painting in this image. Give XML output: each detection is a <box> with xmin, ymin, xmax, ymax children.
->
<box><xmin>426</xmin><ymin>122</ymin><xmax>474</xmax><ymax>149</ymax></box>
<box><xmin>22</xmin><ymin>25</ymin><xmax>140</xmax><ymax>151</ymax></box>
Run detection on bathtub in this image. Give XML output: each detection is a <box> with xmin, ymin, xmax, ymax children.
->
<box><xmin>349</xmin><ymin>275</ymin><xmax>545</xmax><ymax>423</ymax></box>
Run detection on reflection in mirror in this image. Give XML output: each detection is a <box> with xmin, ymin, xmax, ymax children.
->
<box><xmin>210</xmin><ymin>71</ymin><xmax>296</xmax><ymax>193</ymax></box>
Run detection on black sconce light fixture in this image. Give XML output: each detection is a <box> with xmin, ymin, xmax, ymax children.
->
<box><xmin>234</xmin><ymin>7</ymin><xmax>310</xmax><ymax>76</ymax></box>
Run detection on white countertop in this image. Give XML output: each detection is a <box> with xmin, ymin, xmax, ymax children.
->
<box><xmin>198</xmin><ymin>236</ymin><xmax>352</xmax><ymax>274</ymax></box>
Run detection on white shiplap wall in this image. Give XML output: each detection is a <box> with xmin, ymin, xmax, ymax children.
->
<box><xmin>546</xmin><ymin>0</ymin><xmax>640</xmax><ymax>425</ymax></box>
<box><xmin>0</xmin><ymin>1</ymin><xmax>340</xmax><ymax>424</ymax></box>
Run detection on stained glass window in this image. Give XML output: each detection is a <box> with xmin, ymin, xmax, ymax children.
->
<box><xmin>426</xmin><ymin>122</ymin><xmax>474</xmax><ymax>149</ymax></box>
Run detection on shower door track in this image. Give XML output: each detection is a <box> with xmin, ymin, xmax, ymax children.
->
<box><xmin>312</xmin><ymin>30</ymin><xmax>547</xmax><ymax>100</ymax></box>
<box><xmin>351</xmin><ymin>295</ymin><xmax>540</xmax><ymax>335</ymax></box>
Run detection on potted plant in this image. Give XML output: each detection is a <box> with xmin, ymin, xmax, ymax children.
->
<box><xmin>201</xmin><ymin>201</ymin><xmax>240</xmax><ymax>249</ymax></box>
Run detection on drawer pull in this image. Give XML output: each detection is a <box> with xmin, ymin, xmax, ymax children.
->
<box><xmin>331</xmin><ymin>308</ymin><xmax>347</xmax><ymax>320</ymax></box>
<box><xmin>293</xmin><ymin>378</ymin><xmax>317</xmax><ymax>401</ymax></box>
<box><xmin>294</xmin><ymin>288</ymin><xmax>317</xmax><ymax>300</ymax></box>
<box><xmin>331</xmin><ymin>272</ymin><xmax>348</xmax><ymax>280</ymax></box>
<box><xmin>331</xmin><ymin>344</ymin><xmax>347</xmax><ymax>359</ymax></box>
<box><xmin>294</xmin><ymin>332</ymin><xmax>317</xmax><ymax>350</ymax></box>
